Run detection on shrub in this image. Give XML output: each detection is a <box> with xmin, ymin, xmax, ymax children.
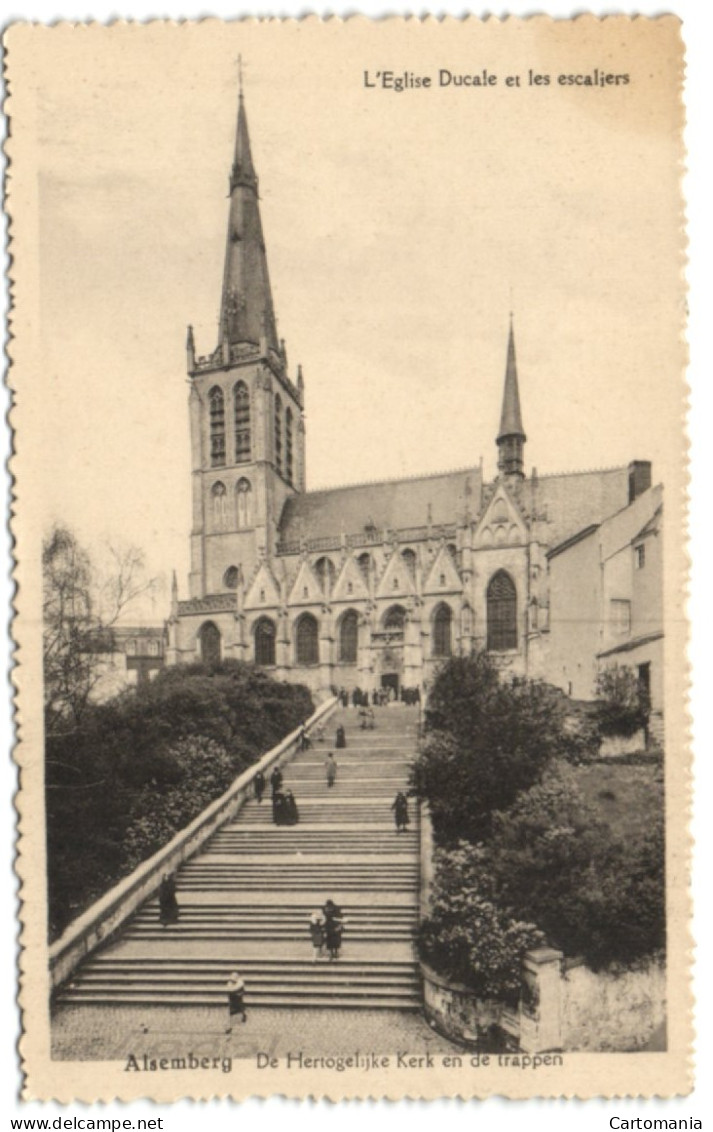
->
<box><xmin>419</xmin><ymin>843</ymin><xmax>545</xmax><ymax>1004</ymax></box>
<box><xmin>485</xmin><ymin>766</ymin><xmax>666</xmax><ymax>968</ymax></box>
<box><xmin>595</xmin><ymin>665</ymin><xmax>649</xmax><ymax>738</ymax></box>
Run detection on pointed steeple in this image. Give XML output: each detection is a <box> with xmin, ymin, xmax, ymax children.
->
<box><xmin>218</xmin><ymin>84</ymin><xmax>279</xmax><ymax>354</ymax></box>
<box><xmin>496</xmin><ymin>316</ymin><xmax>527</xmax><ymax>479</ymax></box>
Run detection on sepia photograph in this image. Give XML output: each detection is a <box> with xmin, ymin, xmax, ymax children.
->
<box><xmin>6</xmin><ymin>16</ymin><xmax>688</xmax><ymax>1100</ymax></box>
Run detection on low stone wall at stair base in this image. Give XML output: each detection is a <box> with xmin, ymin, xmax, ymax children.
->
<box><xmin>48</xmin><ymin>697</ymin><xmax>337</xmax><ymax>992</ymax></box>
<box><xmin>421</xmin><ymin>964</ymin><xmax>520</xmax><ymax>1049</ymax></box>
<box><xmin>562</xmin><ymin>958</ymin><xmax>666</xmax><ymax>1051</ymax></box>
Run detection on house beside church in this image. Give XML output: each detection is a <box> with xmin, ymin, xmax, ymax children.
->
<box><xmin>164</xmin><ymin>86</ymin><xmax>663</xmax><ymax>719</ymax></box>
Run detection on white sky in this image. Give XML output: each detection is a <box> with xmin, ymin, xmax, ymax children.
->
<box><xmin>23</xmin><ymin>19</ymin><xmax>684</xmax><ymax>613</ymax></box>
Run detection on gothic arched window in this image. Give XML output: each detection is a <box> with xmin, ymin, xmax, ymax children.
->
<box><xmin>401</xmin><ymin>548</ymin><xmax>417</xmax><ymax>581</ymax></box>
<box><xmin>314</xmin><ymin>557</ymin><xmax>336</xmax><ymax>593</ymax></box>
<box><xmin>383</xmin><ymin>605</ymin><xmax>406</xmax><ymax>631</ymax></box>
<box><xmin>212</xmin><ymin>481</ymin><xmax>227</xmax><ymax>529</ymax></box>
<box><xmin>295</xmin><ymin>613</ymin><xmax>319</xmax><ymax>666</ymax></box>
<box><xmin>285</xmin><ymin>407</ymin><xmax>294</xmax><ymax>485</ymax></box>
<box><xmin>199</xmin><ymin>621</ymin><xmax>222</xmax><ymax>666</ymax></box>
<box><xmin>209</xmin><ymin>386</ymin><xmax>226</xmax><ymax>467</ymax></box>
<box><xmin>274</xmin><ymin>394</ymin><xmax>283</xmax><ymax>476</ymax></box>
<box><xmin>433</xmin><ymin>603</ymin><xmax>453</xmax><ymax>657</ymax></box>
<box><xmin>339</xmin><ymin>610</ymin><xmax>359</xmax><ymax>664</ymax></box>
<box><xmin>234</xmin><ymin>381</ymin><xmax>251</xmax><ymax>463</ymax></box>
<box><xmin>223</xmin><ymin>565</ymin><xmax>239</xmax><ymax>590</ymax></box>
<box><xmin>357</xmin><ymin>552</ymin><xmax>371</xmax><ymax>583</ymax></box>
<box><xmin>236</xmin><ymin>478</ymin><xmax>252</xmax><ymax>528</ymax></box>
<box><xmin>487</xmin><ymin>571</ymin><xmax>517</xmax><ymax>651</ymax></box>
<box><xmin>254</xmin><ymin>617</ymin><xmax>276</xmax><ymax>667</ymax></box>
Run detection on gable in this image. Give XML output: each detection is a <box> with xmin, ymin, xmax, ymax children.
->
<box><xmin>474</xmin><ymin>485</ymin><xmax>527</xmax><ymax>549</ymax></box>
<box><xmin>376</xmin><ymin>548</ymin><xmax>417</xmax><ymax>600</ymax></box>
<box><xmin>423</xmin><ymin>542</ymin><xmax>462</xmax><ymax>595</ymax></box>
<box><xmin>244</xmin><ymin>560</ymin><xmax>282</xmax><ymax>610</ymax></box>
<box><xmin>287</xmin><ymin>558</ymin><xmax>325</xmax><ymax>606</ymax></box>
<box><xmin>332</xmin><ymin>554</ymin><xmax>370</xmax><ymax>602</ymax></box>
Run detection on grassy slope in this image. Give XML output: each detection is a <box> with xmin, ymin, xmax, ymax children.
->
<box><xmin>574</xmin><ymin>761</ymin><xmax>664</xmax><ymax>840</ymax></box>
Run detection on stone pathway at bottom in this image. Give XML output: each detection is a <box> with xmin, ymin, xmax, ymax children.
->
<box><xmin>51</xmin><ymin>1003</ymin><xmax>461</xmax><ymax>1062</ymax></box>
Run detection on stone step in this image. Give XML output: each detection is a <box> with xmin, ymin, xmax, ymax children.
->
<box><xmin>135</xmin><ymin>904</ymin><xmax>416</xmax><ymax>921</ymax></box>
<box><xmin>56</xmin><ymin>704</ymin><xmax>423</xmax><ymax>1015</ymax></box>
<box><xmin>59</xmin><ymin>990</ymin><xmax>421</xmax><ymax>1010</ymax></box>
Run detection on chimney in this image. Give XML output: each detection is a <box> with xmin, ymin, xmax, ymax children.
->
<box><xmin>628</xmin><ymin>460</ymin><xmax>652</xmax><ymax>504</ymax></box>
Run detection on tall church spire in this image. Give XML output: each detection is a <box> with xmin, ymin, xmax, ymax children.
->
<box><xmin>218</xmin><ymin>84</ymin><xmax>279</xmax><ymax>354</ymax></box>
<box><xmin>496</xmin><ymin>316</ymin><xmax>526</xmax><ymax>479</ymax></box>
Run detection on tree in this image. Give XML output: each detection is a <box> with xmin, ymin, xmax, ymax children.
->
<box><xmin>42</xmin><ymin>524</ymin><xmax>157</xmax><ymax>733</ymax></box>
<box><xmin>45</xmin><ymin>658</ymin><xmax>314</xmax><ymax>938</ymax></box>
<box><xmin>411</xmin><ymin>653</ymin><xmax>572</xmax><ymax>843</ymax></box>
<box><xmin>595</xmin><ymin>664</ymin><xmax>650</xmax><ymax>738</ymax></box>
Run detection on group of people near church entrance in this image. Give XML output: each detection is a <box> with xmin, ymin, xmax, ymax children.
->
<box><xmin>308</xmin><ymin>899</ymin><xmax>345</xmax><ymax>962</ymax></box>
<box><xmin>336</xmin><ymin>686</ymin><xmax>421</xmax><ymax>708</ymax></box>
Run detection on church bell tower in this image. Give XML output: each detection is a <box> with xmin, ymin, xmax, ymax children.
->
<box><xmin>185</xmin><ymin>82</ymin><xmax>306</xmax><ymax>600</ymax></box>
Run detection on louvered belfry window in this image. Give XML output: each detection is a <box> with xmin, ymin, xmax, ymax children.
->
<box><xmin>487</xmin><ymin>571</ymin><xmax>517</xmax><ymax>651</ymax></box>
<box><xmin>285</xmin><ymin>408</ymin><xmax>294</xmax><ymax>485</ymax></box>
<box><xmin>209</xmin><ymin>387</ymin><xmax>226</xmax><ymax>467</ymax></box>
<box><xmin>274</xmin><ymin>394</ymin><xmax>283</xmax><ymax>476</ymax></box>
<box><xmin>234</xmin><ymin>381</ymin><xmax>251</xmax><ymax>463</ymax></box>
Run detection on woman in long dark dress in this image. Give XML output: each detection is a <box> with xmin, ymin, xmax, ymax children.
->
<box><xmin>272</xmin><ymin>790</ymin><xmax>287</xmax><ymax>825</ymax></box>
<box><xmin>391</xmin><ymin>792</ymin><xmax>409</xmax><ymax>833</ymax></box>
<box><xmin>335</xmin><ymin>724</ymin><xmax>346</xmax><ymax>749</ymax></box>
<box><xmin>158</xmin><ymin>873</ymin><xmax>179</xmax><ymax>927</ymax></box>
<box><xmin>254</xmin><ymin>769</ymin><xmax>266</xmax><ymax>803</ymax></box>
<box><xmin>283</xmin><ymin>790</ymin><xmax>299</xmax><ymax>826</ymax></box>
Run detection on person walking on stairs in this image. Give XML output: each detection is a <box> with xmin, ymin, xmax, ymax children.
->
<box><xmin>226</xmin><ymin>972</ymin><xmax>247</xmax><ymax>1030</ymax></box>
<box><xmin>322</xmin><ymin>899</ymin><xmax>344</xmax><ymax>960</ymax></box>
<box><xmin>325</xmin><ymin>752</ymin><xmax>338</xmax><ymax>788</ymax></box>
<box><xmin>270</xmin><ymin>765</ymin><xmax>283</xmax><ymax>795</ymax></box>
<box><xmin>308</xmin><ymin>912</ymin><xmax>325</xmax><ymax>962</ymax></box>
<box><xmin>391</xmin><ymin>791</ymin><xmax>410</xmax><ymax>833</ymax></box>
<box><xmin>158</xmin><ymin>872</ymin><xmax>179</xmax><ymax>927</ymax></box>
<box><xmin>335</xmin><ymin>724</ymin><xmax>346</xmax><ymax>749</ymax></box>
<box><xmin>253</xmin><ymin>769</ymin><xmax>266</xmax><ymax>804</ymax></box>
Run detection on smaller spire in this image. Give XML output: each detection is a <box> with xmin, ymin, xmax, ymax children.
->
<box><xmin>186</xmin><ymin>325</ymin><xmax>195</xmax><ymax>372</ymax></box>
<box><xmin>498</xmin><ymin>316</ymin><xmax>525</xmax><ymax>441</ymax></box>
<box><xmin>497</xmin><ymin>317</ymin><xmax>526</xmax><ymax>479</ymax></box>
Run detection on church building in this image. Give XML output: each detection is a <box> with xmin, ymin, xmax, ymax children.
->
<box><xmin>166</xmin><ymin>88</ymin><xmax>658</xmax><ymax>703</ymax></box>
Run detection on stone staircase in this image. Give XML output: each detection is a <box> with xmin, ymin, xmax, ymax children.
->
<box><xmin>57</xmin><ymin>705</ymin><xmax>422</xmax><ymax>1012</ymax></box>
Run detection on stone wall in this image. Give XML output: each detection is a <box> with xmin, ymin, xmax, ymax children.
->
<box><xmin>561</xmin><ymin>958</ymin><xmax>666</xmax><ymax>1051</ymax></box>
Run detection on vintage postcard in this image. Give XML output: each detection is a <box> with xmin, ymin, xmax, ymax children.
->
<box><xmin>6</xmin><ymin>16</ymin><xmax>689</xmax><ymax>1101</ymax></box>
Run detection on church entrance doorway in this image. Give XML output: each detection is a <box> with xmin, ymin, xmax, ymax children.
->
<box><xmin>380</xmin><ymin>673</ymin><xmax>400</xmax><ymax>700</ymax></box>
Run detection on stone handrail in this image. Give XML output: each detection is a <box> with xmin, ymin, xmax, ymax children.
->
<box><xmin>48</xmin><ymin>696</ymin><xmax>338</xmax><ymax>991</ymax></box>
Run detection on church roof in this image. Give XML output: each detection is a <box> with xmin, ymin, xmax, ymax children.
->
<box><xmin>278</xmin><ymin>466</ymin><xmax>483</xmax><ymax>548</ymax></box>
<box><xmin>528</xmin><ymin>465</ymin><xmax>633</xmax><ymax>547</ymax></box>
